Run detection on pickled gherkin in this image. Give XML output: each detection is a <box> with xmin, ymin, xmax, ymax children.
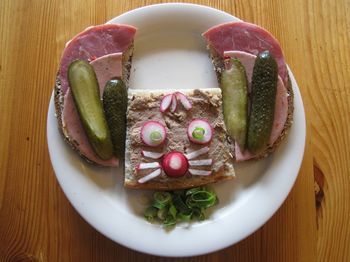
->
<box><xmin>221</xmin><ymin>58</ymin><xmax>248</xmax><ymax>149</ymax></box>
<box><xmin>103</xmin><ymin>79</ymin><xmax>128</xmax><ymax>158</ymax></box>
<box><xmin>247</xmin><ymin>51</ymin><xmax>278</xmax><ymax>154</ymax></box>
<box><xmin>68</xmin><ymin>60</ymin><xmax>113</xmax><ymax>160</ymax></box>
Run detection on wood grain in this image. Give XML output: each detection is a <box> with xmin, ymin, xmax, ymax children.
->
<box><xmin>0</xmin><ymin>0</ymin><xmax>349</xmax><ymax>261</ymax></box>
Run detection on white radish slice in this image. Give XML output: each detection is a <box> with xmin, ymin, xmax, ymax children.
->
<box><xmin>185</xmin><ymin>146</ymin><xmax>210</xmax><ymax>160</ymax></box>
<box><xmin>160</xmin><ymin>94</ymin><xmax>173</xmax><ymax>112</ymax></box>
<box><xmin>187</xmin><ymin>119</ymin><xmax>213</xmax><ymax>144</ymax></box>
<box><xmin>138</xmin><ymin>168</ymin><xmax>162</xmax><ymax>183</ymax></box>
<box><xmin>136</xmin><ymin>162</ymin><xmax>161</xmax><ymax>170</ymax></box>
<box><xmin>141</xmin><ymin>150</ymin><xmax>164</xmax><ymax>159</ymax></box>
<box><xmin>188</xmin><ymin>159</ymin><xmax>213</xmax><ymax>166</ymax></box>
<box><xmin>141</xmin><ymin>121</ymin><xmax>166</xmax><ymax>147</ymax></box>
<box><xmin>176</xmin><ymin>92</ymin><xmax>192</xmax><ymax>110</ymax></box>
<box><xmin>170</xmin><ymin>94</ymin><xmax>177</xmax><ymax>112</ymax></box>
<box><xmin>188</xmin><ymin>169</ymin><xmax>212</xmax><ymax>176</ymax></box>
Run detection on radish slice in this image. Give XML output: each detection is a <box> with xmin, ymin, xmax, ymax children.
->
<box><xmin>141</xmin><ymin>121</ymin><xmax>166</xmax><ymax>147</ymax></box>
<box><xmin>162</xmin><ymin>151</ymin><xmax>188</xmax><ymax>178</ymax></box>
<box><xmin>188</xmin><ymin>169</ymin><xmax>212</xmax><ymax>176</ymax></box>
<box><xmin>141</xmin><ymin>150</ymin><xmax>164</xmax><ymax>159</ymax></box>
<box><xmin>188</xmin><ymin>159</ymin><xmax>213</xmax><ymax>166</ymax></box>
<box><xmin>137</xmin><ymin>162</ymin><xmax>161</xmax><ymax>170</ymax></box>
<box><xmin>138</xmin><ymin>168</ymin><xmax>162</xmax><ymax>183</ymax></box>
<box><xmin>160</xmin><ymin>94</ymin><xmax>173</xmax><ymax>112</ymax></box>
<box><xmin>170</xmin><ymin>94</ymin><xmax>177</xmax><ymax>113</ymax></box>
<box><xmin>187</xmin><ymin>119</ymin><xmax>213</xmax><ymax>144</ymax></box>
<box><xmin>176</xmin><ymin>92</ymin><xmax>192</xmax><ymax>110</ymax></box>
<box><xmin>185</xmin><ymin>146</ymin><xmax>210</xmax><ymax>160</ymax></box>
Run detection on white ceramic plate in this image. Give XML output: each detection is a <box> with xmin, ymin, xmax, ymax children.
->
<box><xmin>47</xmin><ymin>3</ymin><xmax>306</xmax><ymax>257</ymax></box>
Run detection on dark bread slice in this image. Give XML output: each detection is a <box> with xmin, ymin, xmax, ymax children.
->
<box><xmin>207</xmin><ymin>45</ymin><xmax>294</xmax><ymax>161</ymax></box>
<box><xmin>54</xmin><ymin>43</ymin><xmax>134</xmax><ymax>166</ymax></box>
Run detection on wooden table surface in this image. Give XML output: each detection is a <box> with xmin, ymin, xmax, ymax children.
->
<box><xmin>1</xmin><ymin>0</ymin><xmax>349</xmax><ymax>261</ymax></box>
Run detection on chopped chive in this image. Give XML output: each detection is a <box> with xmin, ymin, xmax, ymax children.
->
<box><xmin>192</xmin><ymin>127</ymin><xmax>205</xmax><ymax>139</ymax></box>
<box><xmin>150</xmin><ymin>131</ymin><xmax>162</xmax><ymax>142</ymax></box>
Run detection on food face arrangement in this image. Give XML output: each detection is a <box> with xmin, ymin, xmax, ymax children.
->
<box><xmin>54</xmin><ymin>21</ymin><xmax>293</xmax><ymax>226</ymax></box>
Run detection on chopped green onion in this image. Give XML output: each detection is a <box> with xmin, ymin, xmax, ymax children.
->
<box><xmin>186</xmin><ymin>190</ymin><xmax>217</xmax><ymax>209</ymax></box>
<box><xmin>164</xmin><ymin>215</ymin><xmax>177</xmax><ymax>227</ymax></box>
<box><xmin>157</xmin><ymin>208</ymin><xmax>168</xmax><ymax>220</ymax></box>
<box><xmin>150</xmin><ymin>131</ymin><xmax>162</xmax><ymax>142</ymax></box>
<box><xmin>177</xmin><ymin>210</ymin><xmax>192</xmax><ymax>221</ymax></box>
<box><xmin>192</xmin><ymin>127</ymin><xmax>205</xmax><ymax>139</ymax></box>
<box><xmin>144</xmin><ymin>206</ymin><xmax>158</xmax><ymax>222</ymax></box>
<box><xmin>169</xmin><ymin>204</ymin><xmax>177</xmax><ymax>219</ymax></box>
<box><xmin>152</xmin><ymin>192</ymin><xmax>171</xmax><ymax>209</ymax></box>
<box><xmin>185</xmin><ymin>187</ymin><xmax>202</xmax><ymax>196</ymax></box>
<box><xmin>143</xmin><ymin>186</ymin><xmax>218</xmax><ymax>228</ymax></box>
<box><xmin>192</xmin><ymin>207</ymin><xmax>205</xmax><ymax>221</ymax></box>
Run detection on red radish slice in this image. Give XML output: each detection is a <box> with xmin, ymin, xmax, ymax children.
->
<box><xmin>141</xmin><ymin>121</ymin><xmax>166</xmax><ymax>147</ymax></box>
<box><xmin>136</xmin><ymin>162</ymin><xmax>161</xmax><ymax>170</ymax></box>
<box><xmin>187</xmin><ymin>119</ymin><xmax>213</xmax><ymax>144</ymax></box>
<box><xmin>170</xmin><ymin>94</ymin><xmax>177</xmax><ymax>113</ymax></box>
<box><xmin>138</xmin><ymin>168</ymin><xmax>162</xmax><ymax>184</ymax></box>
<box><xmin>141</xmin><ymin>150</ymin><xmax>164</xmax><ymax>159</ymax></box>
<box><xmin>160</xmin><ymin>94</ymin><xmax>173</xmax><ymax>112</ymax></box>
<box><xmin>176</xmin><ymin>92</ymin><xmax>192</xmax><ymax>110</ymax></box>
<box><xmin>162</xmin><ymin>151</ymin><xmax>188</xmax><ymax>178</ymax></box>
<box><xmin>185</xmin><ymin>146</ymin><xmax>210</xmax><ymax>160</ymax></box>
<box><xmin>188</xmin><ymin>159</ymin><xmax>213</xmax><ymax>166</ymax></box>
<box><xmin>189</xmin><ymin>169</ymin><xmax>212</xmax><ymax>176</ymax></box>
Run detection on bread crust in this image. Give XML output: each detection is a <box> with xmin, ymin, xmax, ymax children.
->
<box><xmin>207</xmin><ymin>45</ymin><xmax>294</xmax><ymax>160</ymax></box>
<box><xmin>124</xmin><ymin>167</ymin><xmax>234</xmax><ymax>190</ymax></box>
<box><xmin>54</xmin><ymin>43</ymin><xmax>134</xmax><ymax>166</ymax></box>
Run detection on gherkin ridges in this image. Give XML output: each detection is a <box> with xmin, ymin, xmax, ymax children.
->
<box><xmin>247</xmin><ymin>50</ymin><xmax>278</xmax><ymax>154</ymax></box>
<box><xmin>68</xmin><ymin>60</ymin><xmax>113</xmax><ymax>160</ymax></box>
<box><xmin>103</xmin><ymin>79</ymin><xmax>128</xmax><ymax>158</ymax></box>
<box><xmin>221</xmin><ymin>58</ymin><xmax>248</xmax><ymax>150</ymax></box>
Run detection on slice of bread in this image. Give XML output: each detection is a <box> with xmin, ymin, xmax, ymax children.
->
<box><xmin>54</xmin><ymin>23</ymin><xmax>136</xmax><ymax>166</ymax></box>
<box><xmin>207</xmin><ymin>46</ymin><xmax>294</xmax><ymax>161</ymax></box>
<box><xmin>54</xmin><ymin>44</ymin><xmax>133</xmax><ymax>166</ymax></box>
<box><xmin>124</xmin><ymin>88</ymin><xmax>236</xmax><ymax>190</ymax></box>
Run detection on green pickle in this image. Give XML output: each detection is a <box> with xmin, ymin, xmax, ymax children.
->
<box><xmin>68</xmin><ymin>60</ymin><xmax>113</xmax><ymax>160</ymax></box>
<box><xmin>247</xmin><ymin>50</ymin><xmax>278</xmax><ymax>154</ymax></box>
<box><xmin>103</xmin><ymin>79</ymin><xmax>128</xmax><ymax>158</ymax></box>
<box><xmin>221</xmin><ymin>58</ymin><xmax>248</xmax><ymax>149</ymax></box>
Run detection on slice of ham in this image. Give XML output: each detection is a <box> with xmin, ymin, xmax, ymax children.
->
<box><xmin>224</xmin><ymin>51</ymin><xmax>288</xmax><ymax>162</ymax></box>
<box><xmin>62</xmin><ymin>90</ymin><xmax>118</xmax><ymax>166</ymax></box>
<box><xmin>90</xmin><ymin>53</ymin><xmax>123</xmax><ymax>96</ymax></box>
<box><xmin>60</xmin><ymin>24</ymin><xmax>136</xmax><ymax>167</ymax></box>
<box><xmin>203</xmin><ymin>22</ymin><xmax>288</xmax><ymax>86</ymax></box>
<box><xmin>59</xmin><ymin>24</ymin><xmax>136</xmax><ymax>95</ymax></box>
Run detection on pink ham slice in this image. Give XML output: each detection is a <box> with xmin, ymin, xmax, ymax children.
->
<box><xmin>90</xmin><ymin>53</ymin><xmax>123</xmax><ymax>96</ymax></box>
<box><xmin>59</xmin><ymin>24</ymin><xmax>136</xmax><ymax>94</ymax></box>
<box><xmin>60</xmin><ymin>24</ymin><xmax>136</xmax><ymax>166</ymax></box>
<box><xmin>223</xmin><ymin>51</ymin><xmax>289</xmax><ymax>162</ymax></box>
<box><xmin>202</xmin><ymin>22</ymin><xmax>288</xmax><ymax>86</ymax></box>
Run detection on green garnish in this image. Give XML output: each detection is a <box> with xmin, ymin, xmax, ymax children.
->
<box><xmin>150</xmin><ymin>131</ymin><xmax>162</xmax><ymax>143</ymax></box>
<box><xmin>143</xmin><ymin>187</ymin><xmax>218</xmax><ymax>228</ymax></box>
<box><xmin>192</xmin><ymin>127</ymin><xmax>205</xmax><ymax>140</ymax></box>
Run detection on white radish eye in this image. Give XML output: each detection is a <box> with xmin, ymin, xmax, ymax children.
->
<box><xmin>187</xmin><ymin>119</ymin><xmax>213</xmax><ymax>144</ymax></box>
<box><xmin>141</xmin><ymin>121</ymin><xmax>166</xmax><ymax>147</ymax></box>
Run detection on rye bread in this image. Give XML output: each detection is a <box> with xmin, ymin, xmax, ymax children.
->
<box><xmin>207</xmin><ymin>46</ymin><xmax>294</xmax><ymax>161</ymax></box>
<box><xmin>54</xmin><ymin>43</ymin><xmax>134</xmax><ymax>166</ymax></box>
